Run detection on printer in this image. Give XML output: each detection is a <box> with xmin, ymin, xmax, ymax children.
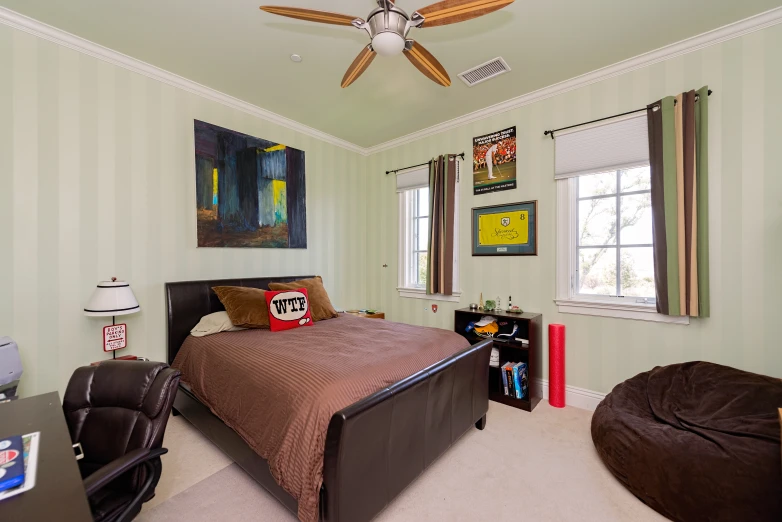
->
<box><xmin>0</xmin><ymin>336</ymin><xmax>22</xmax><ymax>400</ymax></box>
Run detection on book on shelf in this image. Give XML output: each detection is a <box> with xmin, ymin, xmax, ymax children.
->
<box><xmin>512</xmin><ymin>362</ymin><xmax>528</xmax><ymax>399</ymax></box>
<box><xmin>498</xmin><ymin>361</ymin><xmax>529</xmax><ymax>399</ymax></box>
<box><xmin>504</xmin><ymin>363</ymin><xmax>516</xmax><ymax>398</ymax></box>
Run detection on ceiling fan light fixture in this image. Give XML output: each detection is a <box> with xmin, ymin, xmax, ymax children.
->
<box><xmin>259</xmin><ymin>0</ymin><xmax>517</xmax><ymax>87</ymax></box>
<box><xmin>372</xmin><ymin>32</ymin><xmax>405</xmax><ymax>56</ymax></box>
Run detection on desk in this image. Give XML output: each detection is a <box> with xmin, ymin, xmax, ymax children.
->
<box><xmin>0</xmin><ymin>392</ymin><xmax>92</xmax><ymax>521</ymax></box>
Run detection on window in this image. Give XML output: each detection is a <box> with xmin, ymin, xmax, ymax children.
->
<box><xmin>397</xmin><ymin>166</ymin><xmax>460</xmax><ymax>301</ymax></box>
<box><xmin>576</xmin><ymin>166</ymin><xmax>654</xmax><ymax>300</ymax></box>
<box><xmin>406</xmin><ymin>186</ymin><xmax>429</xmax><ymax>289</ymax></box>
<box><xmin>554</xmin><ymin>114</ymin><xmax>687</xmax><ymax>324</ymax></box>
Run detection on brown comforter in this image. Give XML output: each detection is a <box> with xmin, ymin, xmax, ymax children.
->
<box><xmin>172</xmin><ymin>314</ymin><xmax>470</xmax><ymax>522</ymax></box>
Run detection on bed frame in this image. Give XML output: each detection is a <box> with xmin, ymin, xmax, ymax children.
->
<box><xmin>166</xmin><ymin>276</ymin><xmax>492</xmax><ymax>522</ymax></box>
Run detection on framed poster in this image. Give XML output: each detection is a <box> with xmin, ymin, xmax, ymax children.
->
<box><xmin>472</xmin><ymin>126</ymin><xmax>516</xmax><ymax>195</ymax></box>
<box><xmin>472</xmin><ymin>201</ymin><xmax>537</xmax><ymax>256</ymax></box>
<box><xmin>103</xmin><ymin>324</ymin><xmax>127</xmax><ymax>352</ymax></box>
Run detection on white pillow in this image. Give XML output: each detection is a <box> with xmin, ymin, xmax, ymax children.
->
<box><xmin>190</xmin><ymin>311</ymin><xmax>245</xmax><ymax>337</ymax></box>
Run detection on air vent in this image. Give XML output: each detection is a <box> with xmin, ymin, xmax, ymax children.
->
<box><xmin>458</xmin><ymin>57</ymin><xmax>510</xmax><ymax>87</ymax></box>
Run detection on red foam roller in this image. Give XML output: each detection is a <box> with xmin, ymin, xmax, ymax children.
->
<box><xmin>549</xmin><ymin>324</ymin><xmax>566</xmax><ymax>408</ymax></box>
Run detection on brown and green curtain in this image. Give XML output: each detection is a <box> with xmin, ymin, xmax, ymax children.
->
<box><xmin>426</xmin><ymin>155</ymin><xmax>457</xmax><ymax>295</ymax></box>
<box><xmin>646</xmin><ymin>86</ymin><xmax>710</xmax><ymax>317</ymax></box>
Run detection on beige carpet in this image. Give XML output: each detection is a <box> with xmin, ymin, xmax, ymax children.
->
<box><xmin>138</xmin><ymin>401</ymin><xmax>666</xmax><ymax>522</ymax></box>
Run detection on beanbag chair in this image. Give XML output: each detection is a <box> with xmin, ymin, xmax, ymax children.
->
<box><xmin>591</xmin><ymin>362</ymin><xmax>782</xmax><ymax>522</ymax></box>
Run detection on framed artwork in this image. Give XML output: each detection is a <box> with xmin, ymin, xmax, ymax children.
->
<box><xmin>471</xmin><ymin>201</ymin><xmax>537</xmax><ymax>256</ymax></box>
<box><xmin>194</xmin><ymin>120</ymin><xmax>307</xmax><ymax>248</ymax></box>
<box><xmin>472</xmin><ymin>126</ymin><xmax>516</xmax><ymax>195</ymax></box>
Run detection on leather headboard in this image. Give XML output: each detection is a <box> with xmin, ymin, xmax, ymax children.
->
<box><xmin>165</xmin><ymin>276</ymin><xmax>313</xmax><ymax>364</ymax></box>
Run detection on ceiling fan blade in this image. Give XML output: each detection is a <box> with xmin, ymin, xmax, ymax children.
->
<box><xmin>259</xmin><ymin>6</ymin><xmax>361</xmax><ymax>26</ymax></box>
<box><xmin>341</xmin><ymin>45</ymin><xmax>377</xmax><ymax>88</ymax></box>
<box><xmin>415</xmin><ymin>0</ymin><xmax>514</xmax><ymax>28</ymax></box>
<box><xmin>403</xmin><ymin>41</ymin><xmax>451</xmax><ymax>87</ymax></box>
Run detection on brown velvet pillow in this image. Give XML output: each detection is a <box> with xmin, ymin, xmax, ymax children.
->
<box><xmin>268</xmin><ymin>276</ymin><xmax>338</xmax><ymax>322</ymax></box>
<box><xmin>212</xmin><ymin>286</ymin><xmax>270</xmax><ymax>329</ymax></box>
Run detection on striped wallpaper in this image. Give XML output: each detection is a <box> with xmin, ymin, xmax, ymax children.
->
<box><xmin>0</xmin><ymin>25</ymin><xmax>368</xmax><ymax>397</ymax></box>
<box><xmin>365</xmin><ymin>24</ymin><xmax>782</xmax><ymax>394</ymax></box>
<box><xmin>3</xmin><ymin>20</ymin><xmax>781</xmax><ymax>399</ymax></box>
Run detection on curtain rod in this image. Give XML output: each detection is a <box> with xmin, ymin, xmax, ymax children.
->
<box><xmin>543</xmin><ymin>90</ymin><xmax>713</xmax><ymax>139</ymax></box>
<box><xmin>385</xmin><ymin>152</ymin><xmax>465</xmax><ymax>175</ymax></box>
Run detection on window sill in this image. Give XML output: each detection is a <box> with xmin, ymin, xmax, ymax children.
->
<box><xmin>554</xmin><ymin>298</ymin><xmax>689</xmax><ymax>325</ymax></box>
<box><xmin>398</xmin><ymin>288</ymin><xmax>462</xmax><ymax>302</ymax></box>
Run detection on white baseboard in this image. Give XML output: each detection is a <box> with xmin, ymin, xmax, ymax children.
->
<box><xmin>531</xmin><ymin>379</ymin><xmax>606</xmax><ymax>412</ymax></box>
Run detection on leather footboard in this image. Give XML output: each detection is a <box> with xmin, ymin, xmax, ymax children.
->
<box><xmin>321</xmin><ymin>339</ymin><xmax>492</xmax><ymax>522</ymax></box>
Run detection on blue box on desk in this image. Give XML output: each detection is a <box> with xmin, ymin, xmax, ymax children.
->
<box><xmin>0</xmin><ymin>435</ymin><xmax>25</xmax><ymax>491</ymax></box>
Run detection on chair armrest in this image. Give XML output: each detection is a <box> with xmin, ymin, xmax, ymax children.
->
<box><xmin>83</xmin><ymin>447</ymin><xmax>168</xmax><ymax>497</ymax></box>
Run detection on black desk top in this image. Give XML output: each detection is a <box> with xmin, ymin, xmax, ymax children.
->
<box><xmin>0</xmin><ymin>392</ymin><xmax>92</xmax><ymax>521</ymax></box>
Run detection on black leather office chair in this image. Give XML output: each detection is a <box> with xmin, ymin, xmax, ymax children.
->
<box><xmin>63</xmin><ymin>361</ymin><xmax>181</xmax><ymax>522</ymax></box>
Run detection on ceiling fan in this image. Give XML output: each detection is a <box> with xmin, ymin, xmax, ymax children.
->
<box><xmin>259</xmin><ymin>0</ymin><xmax>515</xmax><ymax>88</ymax></box>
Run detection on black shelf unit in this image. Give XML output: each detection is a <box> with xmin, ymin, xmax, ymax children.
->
<box><xmin>454</xmin><ymin>308</ymin><xmax>542</xmax><ymax>412</ymax></box>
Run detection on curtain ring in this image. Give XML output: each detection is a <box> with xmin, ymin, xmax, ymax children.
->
<box><xmin>652</xmin><ymin>105</ymin><xmax>660</xmax><ymax>112</ymax></box>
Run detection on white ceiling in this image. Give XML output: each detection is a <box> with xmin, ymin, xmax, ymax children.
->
<box><xmin>2</xmin><ymin>0</ymin><xmax>781</xmax><ymax>147</ymax></box>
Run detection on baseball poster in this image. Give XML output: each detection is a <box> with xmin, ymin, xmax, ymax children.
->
<box><xmin>472</xmin><ymin>126</ymin><xmax>516</xmax><ymax>195</ymax></box>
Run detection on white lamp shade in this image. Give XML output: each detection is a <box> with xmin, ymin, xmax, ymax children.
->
<box><xmin>84</xmin><ymin>280</ymin><xmax>140</xmax><ymax>317</ymax></box>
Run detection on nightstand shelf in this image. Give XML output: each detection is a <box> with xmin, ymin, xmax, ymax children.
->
<box><xmin>454</xmin><ymin>308</ymin><xmax>542</xmax><ymax>412</ymax></box>
<box><xmin>344</xmin><ymin>310</ymin><xmax>385</xmax><ymax>319</ymax></box>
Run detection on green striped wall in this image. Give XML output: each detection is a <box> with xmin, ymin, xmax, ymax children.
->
<box><xmin>365</xmin><ymin>24</ymin><xmax>782</xmax><ymax>393</ymax></box>
<box><xmin>4</xmin><ymin>21</ymin><xmax>781</xmax><ymax>399</ymax></box>
<box><xmin>0</xmin><ymin>25</ymin><xmax>368</xmax><ymax>396</ymax></box>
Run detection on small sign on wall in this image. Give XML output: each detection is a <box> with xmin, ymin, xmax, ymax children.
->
<box><xmin>103</xmin><ymin>324</ymin><xmax>127</xmax><ymax>352</ymax></box>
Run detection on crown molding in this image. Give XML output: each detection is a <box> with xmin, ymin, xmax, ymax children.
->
<box><xmin>1</xmin><ymin>6</ymin><xmax>781</xmax><ymax>157</ymax></box>
<box><xmin>0</xmin><ymin>6</ymin><xmax>368</xmax><ymax>156</ymax></box>
<box><xmin>365</xmin><ymin>6</ymin><xmax>782</xmax><ymax>155</ymax></box>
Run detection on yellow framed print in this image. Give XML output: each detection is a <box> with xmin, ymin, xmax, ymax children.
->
<box><xmin>472</xmin><ymin>201</ymin><xmax>537</xmax><ymax>256</ymax></box>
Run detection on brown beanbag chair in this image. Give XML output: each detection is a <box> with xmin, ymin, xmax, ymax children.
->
<box><xmin>591</xmin><ymin>362</ymin><xmax>782</xmax><ymax>522</ymax></box>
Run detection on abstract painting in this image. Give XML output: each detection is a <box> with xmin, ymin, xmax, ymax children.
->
<box><xmin>194</xmin><ymin>120</ymin><xmax>306</xmax><ymax>248</ymax></box>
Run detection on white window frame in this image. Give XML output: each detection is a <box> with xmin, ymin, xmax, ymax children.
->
<box><xmin>555</xmin><ymin>174</ymin><xmax>688</xmax><ymax>325</ymax></box>
<box><xmin>397</xmin><ymin>167</ymin><xmax>460</xmax><ymax>302</ymax></box>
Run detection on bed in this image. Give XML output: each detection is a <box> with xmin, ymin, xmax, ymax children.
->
<box><xmin>166</xmin><ymin>276</ymin><xmax>492</xmax><ymax>522</ymax></box>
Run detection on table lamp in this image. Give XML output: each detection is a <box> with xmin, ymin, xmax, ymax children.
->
<box><xmin>84</xmin><ymin>277</ymin><xmax>140</xmax><ymax>359</ymax></box>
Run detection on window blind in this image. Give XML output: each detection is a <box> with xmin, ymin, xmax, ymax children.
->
<box><xmin>395</xmin><ymin>165</ymin><xmax>430</xmax><ymax>192</ymax></box>
<box><xmin>554</xmin><ymin>113</ymin><xmax>649</xmax><ymax>179</ymax></box>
